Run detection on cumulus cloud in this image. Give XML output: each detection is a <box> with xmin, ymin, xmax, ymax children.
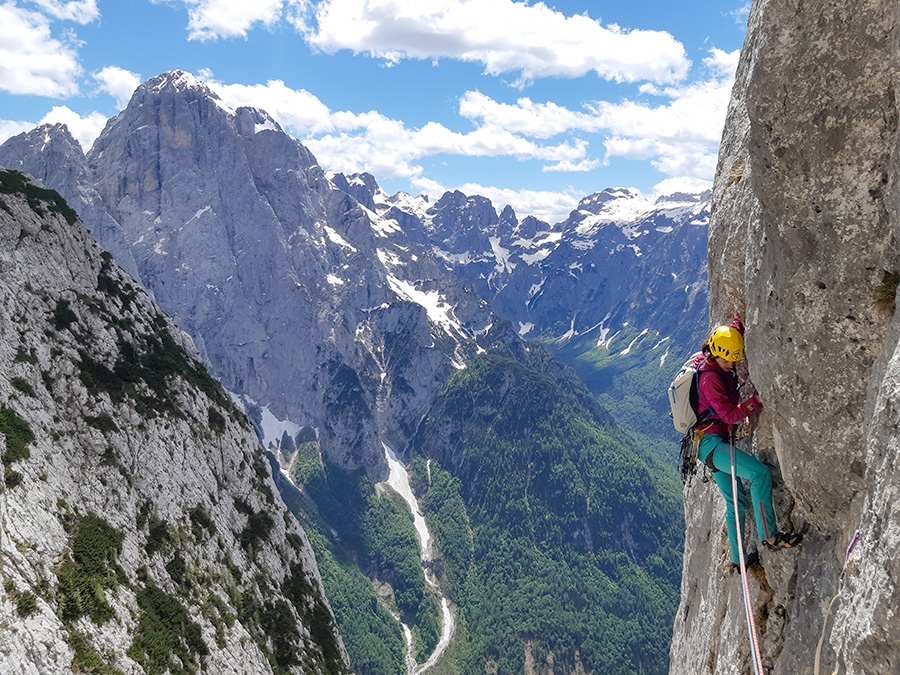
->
<box><xmin>457</xmin><ymin>48</ymin><xmax>737</xmax><ymax>180</ymax></box>
<box><xmin>459</xmin><ymin>91</ymin><xmax>602</xmax><ymax>139</ymax></box>
<box><xmin>201</xmin><ymin>76</ymin><xmax>334</xmax><ymax>132</ymax></box>
<box><xmin>93</xmin><ymin>66</ymin><xmax>141</xmax><ymax>109</ymax></box>
<box><xmin>29</xmin><ymin>0</ymin><xmax>99</xmax><ymax>23</ymax></box>
<box><xmin>38</xmin><ymin>105</ymin><xmax>108</xmax><ymax>150</ymax></box>
<box><xmin>591</xmin><ymin>50</ymin><xmax>739</xmax><ymax>178</ymax></box>
<box><xmin>202</xmin><ymin>45</ymin><xmax>735</xmax><ymax>219</ymax></box>
<box><xmin>0</xmin><ymin>3</ymin><xmax>82</xmax><ymax>96</ymax></box>
<box><xmin>650</xmin><ymin>176</ymin><xmax>712</xmax><ymax>200</ymax></box>
<box><xmin>290</xmin><ymin>0</ymin><xmax>690</xmax><ymax>86</ymax></box>
<box><xmin>162</xmin><ymin>0</ymin><xmax>288</xmax><ymax>40</ymax></box>
<box><xmin>205</xmin><ymin>76</ymin><xmax>593</xmax><ymax>180</ymax></box>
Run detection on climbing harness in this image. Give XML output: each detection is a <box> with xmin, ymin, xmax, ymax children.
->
<box><xmin>729</xmin><ymin>432</ymin><xmax>765</xmax><ymax>675</ymax></box>
<box><xmin>813</xmin><ymin>529</ymin><xmax>861</xmax><ymax>675</ymax></box>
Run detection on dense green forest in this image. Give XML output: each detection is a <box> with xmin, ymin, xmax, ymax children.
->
<box><xmin>274</xmin><ymin>448</ymin><xmax>438</xmax><ymax>675</ymax></box>
<box><xmin>408</xmin><ymin>345</ymin><xmax>683</xmax><ymax>674</ymax></box>
<box><xmin>548</xmin><ymin>323</ymin><xmax>706</xmax><ymax>444</ymax></box>
<box><xmin>275</xmin><ymin>330</ymin><xmax>685</xmax><ymax>675</ymax></box>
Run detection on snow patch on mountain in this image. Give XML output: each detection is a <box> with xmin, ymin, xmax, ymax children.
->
<box><xmin>259</xmin><ymin>405</ymin><xmax>304</xmax><ymax>449</ymax></box>
<box><xmin>371</xmin><ymin>216</ymin><xmax>403</xmax><ymax>237</ymax></box>
<box><xmin>520</xmin><ymin>248</ymin><xmax>552</xmax><ymax>265</ymax></box>
<box><xmin>324</xmin><ymin>225</ymin><xmax>357</xmax><ymax>252</ymax></box>
<box><xmin>386</xmin><ymin>274</ymin><xmax>464</xmax><ymax>339</ymax></box>
<box><xmin>489</xmin><ymin>236</ymin><xmax>515</xmax><ymax>275</ymax></box>
<box><xmin>377</xmin><ymin>248</ymin><xmax>405</xmax><ymax>269</ymax></box>
<box><xmin>620</xmin><ymin>329</ymin><xmax>649</xmax><ymax>356</ymax></box>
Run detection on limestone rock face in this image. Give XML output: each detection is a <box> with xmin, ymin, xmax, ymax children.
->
<box><xmin>0</xmin><ymin>124</ymin><xmax>142</xmax><ymax>282</ymax></box>
<box><xmin>0</xmin><ymin>171</ymin><xmax>350</xmax><ymax>675</ymax></box>
<box><xmin>671</xmin><ymin>1</ymin><xmax>900</xmax><ymax>674</ymax></box>
<box><xmin>82</xmin><ymin>71</ymin><xmax>492</xmax><ymax>472</ymax></box>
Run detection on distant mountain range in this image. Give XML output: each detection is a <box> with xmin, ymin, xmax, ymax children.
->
<box><xmin>0</xmin><ymin>69</ymin><xmax>706</xmax><ymax>675</ymax></box>
<box><xmin>0</xmin><ymin>69</ymin><xmax>709</xmax><ymax>466</ymax></box>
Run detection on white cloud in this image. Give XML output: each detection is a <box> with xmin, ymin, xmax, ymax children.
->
<box><xmin>542</xmin><ymin>158</ymin><xmax>601</xmax><ymax>173</ymax></box>
<box><xmin>290</xmin><ymin>0</ymin><xmax>690</xmax><ymax>86</ymax></box>
<box><xmin>206</xmin><ymin>76</ymin><xmax>593</xmax><ymax>181</ymax></box>
<box><xmin>204</xmin><ymin>45</ymin><xmax>735</xmax><ymax>212</ymax></box>
<box><xmin>591</xmin><ymin>50</ymin><xmax>739</xmax><ymax>178</ymax></box>
<box><xmin>450</xmin><ymin>182</ymin><xmax>581</xmax><ymax>225</ymax></box>
<box><xmin>0</xmin><ymin>119</ymin><xmax>38</xmax><ymax>146</ymax></box>
<box><xmin>179</xmin><ymin>0</ymin><xmax>287</xmax><ymax>40</ymax></box>
<box><xmin>38</xmin><ymin>105</ymin><xmax>108</xmax><ymax>150</ymax></box>
<box><xmin>28</xmin><ymin>0</ymin><xmax>99</xmax><ymax>23</ymax></box>
<box><xmin>93</xmin><ymin>66</ymin><xmax>141</xmax><ymax>109</ymax></box>
<box><xmin>0</xmin><ymin>3</ymin><xmax>82</xmax><ymax>96</ymax></box>
<box><xmin>650</xmin><ymin>176</ymin><xmax>712</xmax><ymax>200</ymax></box>
<box><xmin>202</xmin><ymin>77</ymin><xmax>334</xmax><ymax>133</ymax></box>
<box><xmin>703</xmin><ymin>47</ymin><xmax>740</xmax><ymax>77</ymax></box>
<box><xmin>459</xmin><ymin>91</ymin><xmax>602</xmax><ymax>139</ymax></box>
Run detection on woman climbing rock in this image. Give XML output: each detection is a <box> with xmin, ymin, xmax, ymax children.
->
<box><xmin>693</xmin><ymin>312</ymin><xmax>802</xmax><ymax>570</ymax></box>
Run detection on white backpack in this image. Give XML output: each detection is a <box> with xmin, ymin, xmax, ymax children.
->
<box><xmin>667</xmin><ymin>353</ymin><xmax>710</xmax><ymax>434</ymax></box>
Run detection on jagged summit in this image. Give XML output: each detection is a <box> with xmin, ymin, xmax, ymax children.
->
<box><xmin>141</xmin><ymin>69</ymin><xmax>219</xmax><ymax>98</ymax></box>
<box><xmin>0</xmin><ymin>122</ymin><xmax>142</xmax><ymax>281</ymax></box>
<box><xmin>578</xmin><ymin>186</ymin><xmax>644</xmax><ymax>209</ymax></box>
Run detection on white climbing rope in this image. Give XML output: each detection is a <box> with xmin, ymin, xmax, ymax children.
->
<box><xmin>729</xmin><ymin>434</ymin><xmax>765</xmax><ymax>675</ymax></box>
<box><xmin>813</xmin><ymin>529</ymin><xmax>860</xmax><ymax>675</ymax></box>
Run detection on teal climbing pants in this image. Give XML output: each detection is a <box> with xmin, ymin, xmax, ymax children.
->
<box><xmin>699</xmin><ymin>433</ymin><xmax>778</xmax><ymax>564</ymax></box>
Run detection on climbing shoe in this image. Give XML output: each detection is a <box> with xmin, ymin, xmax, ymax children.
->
<box><xmin>765</xmin><ymin>531</ymin><xmax>803</xmax><ymax>551</ymax></box>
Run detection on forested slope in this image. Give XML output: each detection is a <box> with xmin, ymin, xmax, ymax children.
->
<box><xmin>408</xmin><ymin>331</ymin><xmax>683</xmax><ymax>674</ymax></box>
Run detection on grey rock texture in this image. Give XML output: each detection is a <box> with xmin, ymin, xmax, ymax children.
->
<box><xmin>0</xmin><ymin>124</ymin><xmax>142</xmax><ymax>282</ymax></box>
<box><xmin>671</xmin><ymin>1</ymin><xmax>900</xmax><ymax>674</ymax></box>
<box><xmin>360</xmin><ymin>181</ymin><xmax>710</xmax><ymax>352</ymax></box>
<box><xmin>0</xmin><ymin>171</ymin><xmax>349</xmax><ymax>674</ymax></box>
<box><xmin>79</xmin><ymin>71</ymin><xmax>490</xmax><ymax>472</ymax></box>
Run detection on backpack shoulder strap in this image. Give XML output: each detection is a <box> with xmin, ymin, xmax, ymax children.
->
<box><xmin>694</xmin><ymin>356</ymin><xmax>715</xmax><ymax>423</ymax></box>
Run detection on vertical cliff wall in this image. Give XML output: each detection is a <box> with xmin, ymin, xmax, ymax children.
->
<box><xmin>0</xmin><ymin>170</ymin><xmax>350</xmax><ymax>674</ymax></box>
<box><xmin>671</xmin><ymin>1</ymin><xmax>900</xmax><ymax>673</ymax></box>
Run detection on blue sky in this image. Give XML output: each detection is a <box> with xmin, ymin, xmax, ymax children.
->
<box><xmin>0</xmin><ymin>0</ymin><xmax>750</xmax><ymax>224</ymax></box>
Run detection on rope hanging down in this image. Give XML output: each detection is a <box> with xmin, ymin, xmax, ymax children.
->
<box><xmin>729</xmin><ymin>433</ymin><xmax>765</xmax><ymax>675</ymax></box>
<box><xmin>813</xmin><ymin>529</ymin><xmax>861</xmax><ymax>675</ymax></box>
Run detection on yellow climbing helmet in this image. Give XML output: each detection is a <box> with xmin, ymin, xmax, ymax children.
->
<box><xmin>708</xmin><ymin>325</ymin><xmax>744</xmax><ymax>361</ymax></box>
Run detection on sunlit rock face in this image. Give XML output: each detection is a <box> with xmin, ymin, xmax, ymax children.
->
<box><xmin>670</xmin><ymin>1</ymin><xmax>900</xmax><ymax>674</ymax></box>
<box><xmin>0</xmin><ymin>171</ymin><xmax>350</xmax><ymax>674</ymax></box>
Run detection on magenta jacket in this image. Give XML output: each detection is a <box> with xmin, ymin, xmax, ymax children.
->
<box><xmin>692</xmin><ymin>314</ymin><xmax>762</xmax><ymax>438</ymax></box>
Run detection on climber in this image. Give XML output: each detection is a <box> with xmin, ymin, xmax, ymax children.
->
<box><xmin>693</xmin><ymin>313</ymin><xmax>802</xmax><ymax>570</ymax></box>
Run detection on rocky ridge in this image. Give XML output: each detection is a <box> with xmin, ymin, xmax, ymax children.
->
<box><xmin>357</xmin><ymin>180</ymin><xmax>709</xmax><ymax>353</ymax></box>
<box><xmin>26</xmin><ymin>71</ymin><xmax>494</xmax><ymax>473</ymax></box>
<box><xmin>0</xmin><ymin>70</ymin><xmax>710</xmax><ymax>477</ymax></box>
<box><xmin>670</xmin><ymin>2</ymin><xmax>900</xmax><ymax>673</ymax></box>
<box><xmin>0</xmin><ymin>169</ymin><xmax>349</xmax><ymax>675</ymax></box>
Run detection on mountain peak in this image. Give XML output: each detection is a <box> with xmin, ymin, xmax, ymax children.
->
<box><xmin>143</xmin><ymin>69</ymin><xmax>211</xmax><ymax>95</ymax></box>
<box><xmin>236</xmin><ymin>106</ymin><xmax>283</xmax><ymax>136</ymax></box>
<box><xmin>578</xmin><ymin>187</ymin><xmax>644</xmax><ymax>209</ymax></box>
